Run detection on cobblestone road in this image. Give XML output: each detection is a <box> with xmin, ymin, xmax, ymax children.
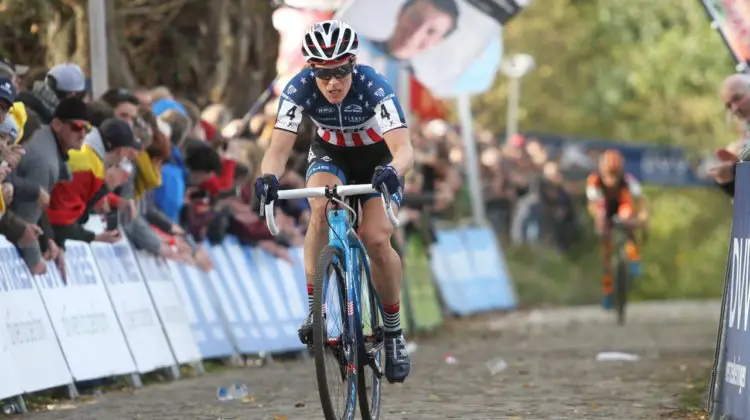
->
<box><xmin>19</xmin><ymin>300</ymin><xmax>720</xmax><ymax>420</ymax></box>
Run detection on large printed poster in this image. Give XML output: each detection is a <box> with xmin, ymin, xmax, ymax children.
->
<box><xmin>701</xmin><ymin>0</ymin><xmax>750</xmax><ymax>67</ymax></box>
<box><xmin>336</xmin><ymin>0</ymin><xmax>528</xmax><ymax>97</ymax></box>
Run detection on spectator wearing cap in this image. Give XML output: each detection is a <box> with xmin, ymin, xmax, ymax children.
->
<box><xmin>121</xmin><ymin>115</ymin><xmax>197</xmax><ymax>266</ymax></box>
<box><xmin>101</xmin><ymin>88</ymin><xmax>140</xmax><ymax>126</ymax></box>
<box><xmin>17</xmin><ymin>63</ymin><xmax>87</xmax><ymax>143</ymax></box>
<box><xmin>46</xmin><ymin>118</ymin><xmax>140</xmax><ymax>246</ymax></box>
<box><xmin>0</xmin><ymin>59</ymin><xmax>30</xmax><ymax>143</ymax></box>
<box><xmin>153</xmin><ymin>109</ymin><xmax>191</xmax><ymax>222</ymax></box>
<box><xmin>10</xmin><ymin>97</ymin><xmax>90</xmax><ymax>275</ymax></box>
<box><xmin>0</xmin><ymin>56</ymin><xmax>29</xmax><ymax>91</ymax></box>
<box><xmin>0</xmin><ymin>77</ymin><xmax>17</xmax><ymax>127</ymax></box>
<box><xmin>104</xmin><ymin>108</ymin><xmax>179</xmax><ymax>260</ymax></box>
<box><xmin>0</xmin><ymin>77</ymin><xmax>53</xmax><ymax>227</ymax></box>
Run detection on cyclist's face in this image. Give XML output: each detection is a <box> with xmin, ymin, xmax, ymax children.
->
<box><xmin>313</xmin><ymin>61</ymin><xmax>353</xmax><ymax>104</ymax></box>
<box><xmin>600</xmin><ymin>170</ymin><xmax>622</xmax><ymax>187</ymax></box>
<box><xmin>389</xmin><ymin>0</ymin><xmax>455</xmax><ymax>60</ymax></box>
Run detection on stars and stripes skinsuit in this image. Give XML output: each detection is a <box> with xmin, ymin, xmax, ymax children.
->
<box><xmin>274</xmin><ymin>64</ymin><xmax>407</xmax><ymax>204</ymax></box>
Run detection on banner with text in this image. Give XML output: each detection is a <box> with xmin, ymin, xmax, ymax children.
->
<box><xmin>717</xmin><ymin>162</ymin><xmax>750</xmax><ymax>417</ymax></box>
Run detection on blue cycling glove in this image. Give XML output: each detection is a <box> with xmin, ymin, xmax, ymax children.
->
<box><xmin>254</xmin><ymin>174</ymin><xmax>280</xmax><ymax>203</ymax></box>
<box><xmin>372</xmin><ymin>164</ymin><xmax>400</xmax><ymax>195</ymax></box>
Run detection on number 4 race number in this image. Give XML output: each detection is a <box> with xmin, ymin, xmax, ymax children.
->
<box><xmin>286</xmin><ymin>105</ymin><xmax>297</xmax><ymax>120</ymax></box>
<box><xmin>380</xmin><ymin>104</ymin><xmax>391</xmax><ymax>120</ymax></box>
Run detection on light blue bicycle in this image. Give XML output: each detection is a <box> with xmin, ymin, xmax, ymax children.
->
<box><xmin>262</xmin><ymin>183</ymin><xmax>399</xmax><ymax>420</ymax></box>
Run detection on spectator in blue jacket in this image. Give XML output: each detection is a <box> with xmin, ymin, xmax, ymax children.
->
<box><xmin>153</xmin><ymin>102</ymin><xmax>191</xmax><ymax>222</ymax></box>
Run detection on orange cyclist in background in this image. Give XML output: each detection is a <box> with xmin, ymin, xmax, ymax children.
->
<box><xmin>586</xmin><ymin>149</ymin><xmax>649</xmax><ymax>310</ymax></box>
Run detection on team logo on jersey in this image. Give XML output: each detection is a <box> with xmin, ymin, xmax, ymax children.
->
<box><xmin>317</xmin><ymin>106</ymin><xmax>335</xmax><ymax>114</ymax></box>
<box><xmin>374</xmin><ymin>88</ymin><xmax>385</xmax><ymax>97</ymax></box>
<box><xmin>344</xmin><ymin>115</ymin><xmax>366</xmax><ymax>123</ymax></box>
<box><xmin>344</xmin><ymin>104</ymin><xmax>362</xmax><ymax>113</ymax></box>
<box><xmin>286</xmin><ymin>85</ymin><xmax>297</xmax><ymax>95</ymax></box>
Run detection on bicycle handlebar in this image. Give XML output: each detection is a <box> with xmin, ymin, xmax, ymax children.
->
<box><xmin>260</xmin><ymin>184</ymin><xmax>400</xmax><ymax>236</ymax></box>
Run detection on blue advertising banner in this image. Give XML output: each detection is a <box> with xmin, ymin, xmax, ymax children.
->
<box><xmin>720</xmin><ymin>162</ymin><xmax>750</xmax><ymax>417</ymax></box>
<box><xmin>429</xmin><ymin>228</ymin><xmax>517</xmax><ymax>316</ymax></box>
<box><xmin>526</xmin><ymin>133</ymin><xmax>715</xmax><ymax>187</ymax></box>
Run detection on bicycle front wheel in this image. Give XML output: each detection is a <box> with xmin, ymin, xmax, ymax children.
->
<box><xmin>614</xmin><ymin>256</ymin><xmax>629</xmax><ymax>326</ymax></box>
<box><xmin>313</xmin><ymin>245</ymin><xmax>358</xmax><ymax>420</ymax></box>
<box><xmin>356</xmin><ymin>247</ymin><xmax>383</xmax><ymax>420</ymax></box>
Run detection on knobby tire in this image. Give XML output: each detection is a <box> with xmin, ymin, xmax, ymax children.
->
<box><xmin>313</xmin><ymin>245</ymin><xmax>358</xmax><ymax>420</ymax></box>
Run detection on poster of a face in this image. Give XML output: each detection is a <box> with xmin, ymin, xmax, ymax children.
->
<box><xmin>336</xmin><ymin>0</ymin><xmax>528</xmax><ymax>97</ymax></box>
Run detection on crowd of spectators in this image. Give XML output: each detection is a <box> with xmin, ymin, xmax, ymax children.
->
<box><xmin>0</xmin><ymin>55</ymin><xmax>315</xmax><ymax>280</ymax></box>
<box><xmin>393</xmin><ymin>118</ymin><xmax>582</xmax><ymax>255</ymax></box>
<box><xmin>0</xmin><ymin>51</ymin><xmax>589</xmax><ymax>281</ymax></box>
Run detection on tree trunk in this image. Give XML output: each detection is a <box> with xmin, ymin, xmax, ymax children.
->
<box><xmin>72</xmin><ymin>1</ymin><xmax>88</xmax><ymax>73</ymax></box>
<box><xmin>222</xmin><ymin>0</ymin><xmax>278</xmax><ymax>117</ymax></box>
<box><xmin>43</xmin><ymin>6</ymin><xmax>71</xmax><ymax>67</ymax></box>
<box><xmin>107</xmin><ymin>0</ymin><xmax>137</xmax><ymax>88</ymax></box>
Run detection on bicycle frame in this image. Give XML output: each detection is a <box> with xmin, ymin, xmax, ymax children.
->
<box><xmin>261</xmin><ymin>183</ymin><xmax>396</xmax><ymax>413</ymax></box>
<box><xmin>326</xmin><ymin>201</ymin><xmax>382</xmax><ymax>371</ymax></box>
<box><xmin>325</xmin><ymin>206</ymin><xmax>360</xmax><ymax>411</ymax></box>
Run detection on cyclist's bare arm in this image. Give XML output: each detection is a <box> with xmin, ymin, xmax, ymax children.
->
<box><xmin>260</xmin><ymin>129</ymin><xmax>297</xmax><ymax>178</ymax></box>
<box><xmin>625</xmin><ymin>175</ymin><xmax>648</xmax><ymax>223</ymax></box>
<box><xmin>383</xmin><ymin>127</ymin><xmax>414</xmax><ymax>176</ymax></box>
<box><xmin>584</xmin><ymin>179</ymin><xmax>603</xmax><ymax>218</ymax></box>
<box><xmin>635</xmin><ymin>196</ymin><xmax>649</xmax><ymax>223</ymax></box>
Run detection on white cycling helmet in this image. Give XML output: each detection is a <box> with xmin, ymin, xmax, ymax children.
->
<box><xmin>302</xmin><ymin>20</ymin><xmax>359</xmax><ymax>63</ymax></box>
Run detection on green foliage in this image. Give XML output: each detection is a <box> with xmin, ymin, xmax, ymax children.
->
<box><xmin>475</xmin><ymin>0</ymin><xmax>736</xmax><ymax>150</ymax></box>
<box><xmin>467</xmin><ymin>0</ymin><xmax>737</xmax><ymax>304</ymax></box>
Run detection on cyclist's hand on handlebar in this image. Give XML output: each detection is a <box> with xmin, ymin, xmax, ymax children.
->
<box><xmin>372</xmin><ymin>164</ymin><xmax>400</xmax><ymax>195</ymax></box>
<box><xmin>254</xmin><ymin>174</ymin><xmax>280</xmax><ymax>204</ymax></box>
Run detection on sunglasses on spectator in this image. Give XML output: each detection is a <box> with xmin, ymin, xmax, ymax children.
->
<box><xmin>65</xmin><ymin>120</ymin><xmax>91</xmax><ymax>133</ymax></box>
<box><xmin>312</xmin><ymin>62</ymin><xmax>354</xmax><ymax>81</ymax></box>
<box><xmin>0</xmin><ymin>101</ymin><xmax>11</xmax><ymax>114</ymax></box>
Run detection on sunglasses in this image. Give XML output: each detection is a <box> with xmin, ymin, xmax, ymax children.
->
<box><xmin>0</xmin><ymin>101</ymin><xmax>11</xmax><ymax>114</ymax></box>
<box><xmin>65</xmin><ymin>120</ymin><xmax>91</xmax><ymax>133</ymax></box>
<box><xmin>312</xmin><ymin>62</ymin><xmax>354</xmax><ymax>81</ymax></box>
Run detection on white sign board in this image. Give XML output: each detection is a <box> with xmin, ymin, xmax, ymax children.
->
<box><xmin>134</xmin><ymin>251</ymin><xmax>201</xmax><ymax>364</ymax></box>
<box><xmin>91</xmin><ymin>240</ymin><xmax>175</xmax><ymax>373</ymax></box>
<box><xmin>0</xmin><ymin>291</ymin><xmax>24</xmax><ymax>400</ymax></box>
<box><xmin>35</xmin><ymin>241</ymin><xmax>136</xmax><ymax>381</ymax></box>
<box><xmin>0</xmin><ymin>240</ymin><xmax>72</xmax><ymax>393</ymax></box>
